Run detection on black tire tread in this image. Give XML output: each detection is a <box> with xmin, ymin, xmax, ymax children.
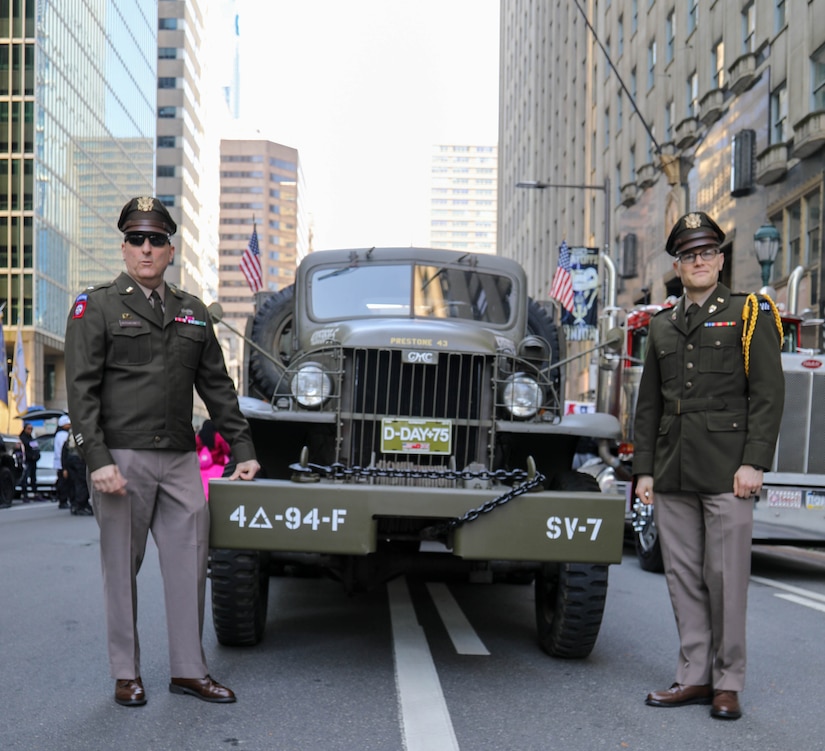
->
<box><xmin>210</xmin><ymin>548</ymin><xmax>269</xmax><ymax>647</ymax></box>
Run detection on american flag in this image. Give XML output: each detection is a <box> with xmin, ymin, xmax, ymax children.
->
<box><xmin>240</xmin><ymin>224</ymin><xmax>263</xmax><ymax>293</ymax></box>
<box><xmin>549</xmin><ymin>241</ymin><xmax>575</xmax><ymax>313</ymax></box>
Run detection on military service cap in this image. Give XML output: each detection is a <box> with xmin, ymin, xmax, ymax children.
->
<box><xmin>665</xmin><ymin>211</ymin><xmax>725</xmax><ymax>256</ymax></box>
<box><xmin>117</xmin><ymin>196</ymin><xmax>177</xmax><ymax>236</ymax></box>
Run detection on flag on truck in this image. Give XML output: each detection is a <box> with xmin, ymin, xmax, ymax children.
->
<box><xmin>549</xmin><ymin>240</ymin><xmax>575</xmax><ymax>313</ymax></box>
<box><xmin>240</xmin><ymin>223</ymin><xmax>263</xmax><ymax>293</ymax></box>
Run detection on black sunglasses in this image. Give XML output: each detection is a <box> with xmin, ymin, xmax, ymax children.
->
<box><xmin>124</xmin><ymin>232</ymin><xmax>170</xmax><ymax>248</ymax></box>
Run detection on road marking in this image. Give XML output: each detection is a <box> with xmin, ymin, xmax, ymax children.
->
<box><xmin>388</xmin><ymin>577</ymin><xmax>459</xmax><ymax>751</ymax></box>
<box><xmin>426</xmin><ymin>582</ymin><xmax>490</xmax><ymax>655</ymax></box>
<box><xmin>774</xmin><ymin>593</ymin><xmax>825</xmax><ymax>614</ymax></box>
<box><xmin>751</xmin><ymin>575</ymin><xmax>825</xmax><ymax>604</ymax></box>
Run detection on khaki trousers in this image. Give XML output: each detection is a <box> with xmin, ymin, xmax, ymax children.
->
<box><xmin>654</xmin><ymin>490</ymin><xmax>753</xmax><ymax>692</ymax></box>
<box><xmin>90</xmin><ymin>449</ymin><xmax>210</xmax><ymax>680</ymax></box>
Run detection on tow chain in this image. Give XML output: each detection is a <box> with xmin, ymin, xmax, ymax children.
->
<box><xmin>289</xmin><ymin>455</ymin><xmax>547</xmax><ymax>536</ymax></box>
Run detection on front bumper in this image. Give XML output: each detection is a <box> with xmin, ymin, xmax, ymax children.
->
<box><xmin>208</xmin><ymin>479</ymin><xmax>625</xmax><ymax>563</ymax></box>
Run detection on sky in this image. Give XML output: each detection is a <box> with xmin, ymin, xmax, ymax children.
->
<box><xmin>233</xmin><ymin>1</ymin><xmax>500</xmax><ymax>251</ymax></box>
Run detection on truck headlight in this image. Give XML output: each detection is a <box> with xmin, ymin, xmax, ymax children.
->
<box><xmin>291</xmin><ymin>363</ymin><xmax>332</xmax><ymax>407</ymax></box>
<box><xmin>503</xmin><ymin>373</ymin><xmax>542</xmax><ymax>418</ymax></box>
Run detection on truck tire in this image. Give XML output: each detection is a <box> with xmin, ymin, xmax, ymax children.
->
<box><xmin>536</xmin><ymin>471</ymin><xmax>608</xmax><ymax>658</ymax></box>
<box><xmin>249</xmin><ymin>285</ymin><xmax>295</xmax><ymax>400</ymax></box>
<box><xmin>526</xmin><ymin>298</ymin><xmax>562</xmax><ymax>394</ymax></box>
<box><xmin>634</xmin><ymin>514</ymin><xmax>664</xmax><ymax>573</ymax></box>
<box><xmin>0</xmin><ymin>466</ymin><xmax>14</xmax><ymax>508</ymax></box>
<box><xmin>535</xmin><ymin>562</ymin><xmax>609</xmax><ymax>658</ymax></box>
<box><xmin>210</xmin><ymin>549</ymin><xmax>269</xmax><ymax>646</ymax></box>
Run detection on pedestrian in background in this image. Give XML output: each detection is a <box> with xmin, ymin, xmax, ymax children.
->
<box><xmin>62</xmin><ymin>425</ymin><xmax>93</xmax><ymax>516</ymax></box>
<box><xmin>64</xmin><ymin>196</ymin><xmax>260</xmax><ymax>708</ymax></box>
<box><xmin>18</xmin><ymin>423</ymin><xmax>41</xmax><ymax>501</ymax></box>
<box><xmin>53</xmin><ymin>415</ymin><xmax>72</xmax><ymax>509</ymax></box>
<box><xmin>633</xmin><ymin>211</ymin><xmax>785</xmax><ymax>721</ymax></box>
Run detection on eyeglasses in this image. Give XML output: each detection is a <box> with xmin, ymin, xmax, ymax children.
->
<box><xmin>124</xmin><ymin>232</ymin><xmax>170</xmax><ymax>248</ymax></box>
<box><xmin>677</xmin><ymin>248</ymin><xmax>720</xmax><ymax>265</ymax></box>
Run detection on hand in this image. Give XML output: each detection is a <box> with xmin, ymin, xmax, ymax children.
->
<box><xmin>228</xmin><ymin>459</ymin><xmax>261</xmax><ymax>481</ymax></box>
<box><xmin>636</xmin><ymin>474</ymin><xmax>654</xmax><ymax>505</ymax></box>
<box><xmin>90</xmin><ymin>464</ymin><xmax>128</xmax><ymax>496</ymax></box>
<box><xmin>734</xmin><ymin>465</ymin><xmax>763</xmax><ymax>499</ymax></box>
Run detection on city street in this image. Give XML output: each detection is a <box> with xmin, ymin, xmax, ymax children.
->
<box><xmin>1</xmin><ymin>500</ymin><xmax>824</xmax><ymax>751</ymax></box>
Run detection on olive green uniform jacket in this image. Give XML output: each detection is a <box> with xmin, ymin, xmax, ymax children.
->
<box><xmin>632</xmin><ymin>283</ymin><xmax>784</xmax><ymax>493</ymax></box>
<box><xmin>65</xmin><ymin>272</ymin><xmax>256</xmax><ymax>473</ymax></box>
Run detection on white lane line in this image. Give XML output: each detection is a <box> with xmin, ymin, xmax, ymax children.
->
<box><xmin>751</xmin><ymin>575</ymin><xmax>825</xmax><ymax>604</ymax></box>
<box><xmin>426</xmin><ymin>582</ymin><xmax>490</xmax><ymax>656</ymax></box>
<box><xmin>388</xmin><ymin>577</ymin><xmax>459</xmax><ymax>751</ymax></box>
<box><xmin>774</xmin><ymin>593</ymin><xmax>825</xmax><ymax>614</ymax></box>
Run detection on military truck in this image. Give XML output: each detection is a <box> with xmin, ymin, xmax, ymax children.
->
<box><xmin>208</xmin><ymin>247</ymin><xmax>625</xmax><ymax>658</ymax></box>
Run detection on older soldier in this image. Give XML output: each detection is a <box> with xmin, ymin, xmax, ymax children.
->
<box><xmin>633</xmin><ymin>211</ymin><xmax>784</xmax><ymax>720</ymax></box>
<box><xmin>65</xmin><ymin>197</ymin><xmax>260</xmax><ymax>707</ymax></box>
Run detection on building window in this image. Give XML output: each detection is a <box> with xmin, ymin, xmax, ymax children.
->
<box><xmin>631</xmin><ymin>0</ymin><xmax>638</xmax><ymax>34</ymax></box>
<box><xmin>617</xmin><ymin>91</ymin><xmax>623</xmax><ymax>132</ymax></box>
<box><xmin>813</xmin><ymin>45</ymin><xmax>825</xmax><ymax>111</ymax></box>
<box><xmin>686</xmin><ymin>71</ymin><xmax>698</xmax><ymax>117</ymax></box>
<box><xmin>159</xmin><ymin>18</ymin><xmax>178</xmax><ymax>30</ymax></box>
<box><xmin>775</xmin><ymin>0</ymin><xmax>786</xmax><ymax>32</ymax></box>
<box><xmin>158</xmin><ymin>77</ymin><xmax>178</xmax><ymax>89</ymax></box>
<box><xmin>157</xmin><ymin>136</ymin><xmax>176</xmax><ymax>148</ymax></box>
<box><xmin>630</xmin><ymin>67</ymin><xmax>637</xmax><ymax>98</ymax></box>
<box><xmin>158</xmin><ymin>106</ymin><xmax>176</xmax><ymax>118</ymax></box>
<box><xmin>647</xmin><ymin>40</ymin><xmax>656</xmax><ymax>90</ymax></box>
<box><xmin>665</xmin><ymin>100</ymin><xmax>674</xmax><ymax>141</ymax></box>
<box><xmin>742</xmin><ymin>3</ymin><xmax>756</xmax><ymax>53</ymax></box>
<box><xmin>159</xmin><ymin>47</ymin><xmax>178</xmax><ymax>59</ymax></box>
<box><xmin>712</xmin><ymin>40</ymin><xmax>725</xmax><ymax>88</ymax></box>
<box><xmin>618</xmin><ymin>15</ymin><xmax>624</xmax><ymax>56</ymax></box>
<box><xmin>687</xmin><ymin>0</ymin><xmax>698</xmax><ymax>34</ymax></box>
<box><xmin>666</xmin><ymin>11</ymin><xmax>675</xmax><ymax>64</ymax></box>
<box><xmin>157</xmin><ymin>165</ymin><xmax>175</xmax><ymax>177</ymax></box>
<box><xmin>604</xmin><ymin>107</ymin><xmax>610</xmax><ymax>144</ymax></box>
<box><xmin>630</xmin><ymin>146</ymin><xmax>636</xmax><ymax>181</ymax></box>
<box><xmin>770</xmin><ymin>83</ymin><xmax>789</xmax><ymax>144</ymax></box>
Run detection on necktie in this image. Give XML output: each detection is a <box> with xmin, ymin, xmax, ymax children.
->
<box><xmin>685</xmin><ymin>302</ymin><xmax>699</xmax><ymax>326</ymax></box>
<box><xmin>150</xmin><ymin>289</ymin><xmax>164</xmax><ymax>326</ymax></box>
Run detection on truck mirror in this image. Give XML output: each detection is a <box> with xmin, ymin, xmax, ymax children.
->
<box><xmin>208</xmin><ymin>302</ymin><xmax>224</xmax><ymax>323</ymax></box>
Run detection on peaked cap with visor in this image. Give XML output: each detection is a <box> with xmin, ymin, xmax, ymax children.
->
<box><xmin>665</xmin><ymin>211</ymin><xmax>725</xmax><ymax>257</ymax></box>
<box><xmin>117</xmin><ymin>196</ymin><xmax>177</xmax><ymax>236</ymax></box>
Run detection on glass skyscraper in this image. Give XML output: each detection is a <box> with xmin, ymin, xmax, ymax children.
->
<box><xmin>1</xmin><ymin>0</ymin><xmax>156</xmax><ymax>411</ymax></box>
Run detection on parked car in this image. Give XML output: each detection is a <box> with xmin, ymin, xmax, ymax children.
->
<box><xmin>7</xmin><ymin>408</ymin><xmax>68</xmax><ymax>500</ymax></box>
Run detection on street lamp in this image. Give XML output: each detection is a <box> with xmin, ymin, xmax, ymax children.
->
<box><xmin>753</xmin><ymin>222</ymin><xmax>781</xmax><ymax>287</ymax></box>
<box><xmin>515</xmin><ymin>179</ymin><xmax>611</xmax><ymax>252</ymax></box>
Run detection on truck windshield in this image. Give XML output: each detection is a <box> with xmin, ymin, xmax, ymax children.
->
<box><xmin>309</xmin><ymin>262</ymin><xmax>515</xmax><ymax>325</ymax></box>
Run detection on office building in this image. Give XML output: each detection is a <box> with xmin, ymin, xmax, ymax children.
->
<box><xmin>429</xmin><ymin>144</ymin><xmax>498</xmax><ymax>253</ymax></box>
<box><xmin>498</xmin><ymin>0</ymin><xmax>824</xmax><ymax>323</ymax></box>
<box><xmin>217</xmin><ymin>138</ymin><xmax>309</xmax><ymax>385</ymax></box>
<box><xmin>1</xmin><ymin>0</ymin><xmax>156</xmax><ymax>417</ymax></box>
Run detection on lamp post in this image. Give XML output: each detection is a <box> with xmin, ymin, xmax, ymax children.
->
<box><xmin>753</xmin><ymin>222</ymin><xmax>780</xmax><ymax>287</ymax></box>
<box><xmin>515</xmin><ymin>179</ymin><xmax>611</xmax><ymax>253</ymax></box>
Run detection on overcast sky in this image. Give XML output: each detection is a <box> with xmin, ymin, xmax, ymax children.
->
<box><xmin>234</xmin><ymin>1</ymin><xmax>500</xmax><ymax>250</ymax></box>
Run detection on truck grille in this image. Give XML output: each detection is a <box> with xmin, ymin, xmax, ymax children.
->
<box><xmin>341</xmin><ymin>348</ymin><xmax>490</xmax><ymax>474</ymax></box>
<box><xmin>775</xmin><ymin>365</ymin><xmax>825</xmax><ymax>474</ymax></box>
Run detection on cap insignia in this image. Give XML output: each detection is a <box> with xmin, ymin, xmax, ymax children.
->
<box><xmin>685</xmin><ymin>213</ymin><xmax>702</xmax><ymax>229</ymax></box>
<box><xmin>137</xmin><ymin>196</ymin><xmax>154</xmax><ymax>212</ymax></box>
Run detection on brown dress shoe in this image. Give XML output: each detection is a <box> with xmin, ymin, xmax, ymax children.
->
<box><xmin>115</xmin><ymin>677</ymin><xmax>146</xmax><ymax>706</ymax></box>
<box><xmin>645</xmin><ymin>682</ymin><xmax>713</xmax><ymax>707</ymax></box>
<box><xmin>169</xmin><ymin>675</ymin><xmax>236</xmax><ymax>703</ymax></box>
<box><xmin>711</xmin><ymin>690</ymin><xmax>741</xmax><ymax>720</ymax></box>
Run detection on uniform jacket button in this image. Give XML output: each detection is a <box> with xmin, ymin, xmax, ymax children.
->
<box><xmin>686</xmin><ymin>343</ymin><xmax>694</xmax><ymax>351</ymax></box>
<box><xmin>686</xmin><ymin>362</ymin><xmax>694</xmax><ymax>369</ymax></box>
<box><xmin>685</xmin><ymin>381</ymin><xmax>693</xmax><ymax>389</ymax></box>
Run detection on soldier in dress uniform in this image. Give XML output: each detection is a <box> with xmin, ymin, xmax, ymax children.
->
<box><xmin>65</xmin><ymin>197</ymin><xmax>261</xmax><ymax>707</ymax></box>
<box><xmin>633</xmin><ymin>211</ymin><xmax>784</xmax><ymax>720</ymax></box>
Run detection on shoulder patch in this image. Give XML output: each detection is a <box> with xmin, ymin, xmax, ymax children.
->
<box><xmin>72</xmin><ymin>293</ymin><xmax>88</xmax><ymax>319</ymax></box>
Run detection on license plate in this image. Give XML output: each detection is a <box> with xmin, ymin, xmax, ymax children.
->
<box><xmin>380</xmin><ymin>418</ymin><xmax>453</xmax><ymax>455</ymax></box>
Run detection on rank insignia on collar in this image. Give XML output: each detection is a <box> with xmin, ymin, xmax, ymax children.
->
<box><xmin>121</xmin><ymin>313</ymin><xmax>132</xmax><ymax>319</ymax></box>
<box><xmin>125</xmin><ymin>286</ymin><xmax>134</xmax><ymax>293</ymax></box>
<box><xmin>717</xmin><ymin>297</ymin><xmax>724</xmax><ymax>302</ymax></box>
<box><xmin>708</xmin><ymin>304</ymin><xmax>717</xmax><ymax>313</ymax></box>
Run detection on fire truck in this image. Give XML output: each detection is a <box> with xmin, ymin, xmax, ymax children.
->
<box><xmin>592</xmin><ymin>260</ymin><xmax>825</xmax><ymax>571</ymax></box>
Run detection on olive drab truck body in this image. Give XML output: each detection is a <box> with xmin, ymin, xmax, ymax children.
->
<box><xmin>208</xmin><ymin>247</ymin><xmax>625</xmax><ymax>657</ymax></box>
